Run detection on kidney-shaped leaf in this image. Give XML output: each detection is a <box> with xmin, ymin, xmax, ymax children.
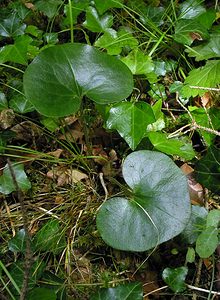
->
<box><xmin>97</xmin><ymin>151</ymin><xmax>191</xmax><ymax>251</ymax></box>
<box><xmin>23</xmin><ymin>43</ymin><xmax>133</xmax><ymax>117</ymax></box>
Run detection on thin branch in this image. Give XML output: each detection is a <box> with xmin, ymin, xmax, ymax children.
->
<box><xmin>6</xmin><ymin>159</ymin><xmax>32</xmax><ymax>300</ymax></box>
<box><xmin>189</xmin><ymin>86</ymin><xmax>220</xmax><ymax>92</ymax></box>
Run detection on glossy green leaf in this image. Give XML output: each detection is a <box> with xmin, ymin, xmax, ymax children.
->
<box><xmin>182</xmin><ymin>60</ymin><xmax>220</xmax><ymax>97</ymax></box>
<box><xmin>95</xmin><ymin>27</ymin><xmax>138</xmax><ymax>55</ymax></box>
<box><xmin>63</xmin><ymin>0</ymin><xmax>90</xmax><ymax>25</ymax></box>
<box><xmin>181</xmin><ymin>205</ymin><xmax>208</xmax><ymax>244</ymax></box>
<box><xmin>0</xmin><ymin>35</ymin><xmax>32</xmax><ymax>65</ymax></box>
<box><xmin>10</xmin><ymin>259</ymin><xmax>45</xmax><ymax>293</ymax></box>
<box><xmin>35</xmin><ymin>0</ymin><xmax>62</xmax><ymax>18</ymax></box>
<box><xmin>196</xmin><ymin>226</ymin><xmax>219</xmax><ymax>258</ymax></box>
<box><xmin>0</xmin><ymin>14</ymin><xmax>26</xmax><ymax>38</ymax></box>
<box><xmin>0</xmin><ymin>92</ymin><xmax>8</xmax><ymax>111</ymax></box>
<box><xmin>148</xmin><ymin>132</ymin><xmax>195</xmax><ymax>160</ymax></box>
<box><xmin>8</xmin><ymin>229</ymin><xmax>32</xmax><ymax>253</ymax></box>
<box><xmin>8</xmin><ymin>229</ymin><xmax>26</xmax><ymax>253</ymax></box>
<box><xmin>27</xmin><ymin>288</ymin><xmax>56</xmax><ymax>300</ymax></box>
<box><xmin>83</xmin><ymin>6</ymin><xmax>113</xmax><ymax>32</ymax></box>
<box><xmin>162</xmin><ymin>267</ymin><xmax>188</xmax><ymax>292</ymax></box>
<box><xmin>90</xmin><ymin>282</ymin><xmax>143</xmax><ymax>300</ymax></box>
<box><xmin>195</xmin><ymin>146</ymin><xmax>220</xmax><ymax>195</ymax></box>
<box><xmin>106</xmin><ymin>102</ymin><xmax>155</xmax><ymax>150</ymax></box>
<box><xmin>94</xmin><ymin>0</ymin><xmax>123</xmax><ymax>14</ymax></box>
<box><xmin>179</xmin><ymin>0</ymin><xmax>206</xmax><ymax>19</ymax></box>
<box><xmin>195</xmin><ymin>10</ymin><xmax>216</xmax><ymax>30</ymax></box>
<box><xmin>174</xmin><ymin>19</ymin><xmax>209</xmax><ymax>45</ymax></box>
<box><xmin>206</xmin><ymin>210</ymin><xmax>220</xmax><ymax>228</ymax></box>
<box><xmin>9</xmin><ymin>95</ymin><xmax>35</xmax><ymax>113</ymax></box>
<box><xmin>0</xmin><ymin>163</ymin><xmax>31</xmax><ymax>195</ymax></box>
<box><xmin>140</xmin><ymin>6</ymin><xmax>165</xmax><ymax>27</ymax></box>
<box><xmin>23</xmin><ymin>43</ymin><xmax>133</xmax><ymax>117</ymax></box>
<box><xmin>97</xmin><ymin>151</ymin><xmax>191</xmax><ymax>251</ymax></box>
<box><xmin>185</xmin><ymin>32</ymin><xmax>220</xmax><ymax>61</ymax></box>
<box><xmin>121</xmin><ymin>48</ymin><xmax>154</xmax><ymax>75</ymax></box>
<box><xmin>33</xmin><ymin>219</ymin><xmax>66</xmax><ymax>254</ymax></box>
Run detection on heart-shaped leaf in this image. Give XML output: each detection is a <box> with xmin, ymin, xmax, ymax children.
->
<box><xmin>106</xmin><ymin>101</ymin><xmax>155</xmax><ymax>150</ymax></box>
<box><xmin>97</xmin><ymin>151</ymin><xmax>191</xmax><ymax>252</ymax></box>
<box><xmin>23</xmin><ymin>43</ymin><xmax>133</xmax><ymax>117</ymax></box>
<box><xmin>90</xmin><ymin>282</ymin><xmax>143</xmax><ymax>300</ymax></box>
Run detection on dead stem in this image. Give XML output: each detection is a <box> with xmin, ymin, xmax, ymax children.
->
<box><xmin>7</xmin><ymin>159</ymin><xmax>33</xmax><ymax>300</ymax></box>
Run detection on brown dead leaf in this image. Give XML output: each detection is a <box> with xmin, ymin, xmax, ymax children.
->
<box><xmin>55</xmin><ymin>195</ymin><xmax>65</xmax><ymax>204</ymax></box>
<box><xmin>181</xmin><ymin>163</ymin><xmax>204</xmax><ymax>205</ymax></box>
<box><xmin>59</xmin><ymin>129</ymin><xmax>84</xmax><ymax>143</ymax></box>
<box><xmin>201</xmin><ymin>92</ymin><xmax>212</xmax><ymax>108</ymax></box>
<box><xmin>0</xmin><ymin>109</ymin><xmax>15</xmax><ymax>129</ymax></box>
<box><xmin>47</xmin><ymin>166</ymin><xmax>88</xmax><ymax>186</ymax></box>
<box><xmin>63</xmin><ymin>115</ymin><xmax>78</xmax><ymax>126</ymax></box>
<box><xmin>11</xmin><ymin>121</ymin><xmax>41</xmax><ymax>142</ymax></box>
<box><xmin>24</xmin><ymin>2</ymin><xmax>35</xmax><ymax>10</ymax></box>
<box><xmin>92</xmin><ymin>145</ymin><xmax>108</xmax><ymax>165</ymax></box>
<box><xmin>66</xmin><ymin>169</ymin><xmax>88</xmax><ymax>183</ymax></box>
<box><xmin>47</xmin><ymin>149</ymin><xmax>63</xmax><ymax>158</ymax></box>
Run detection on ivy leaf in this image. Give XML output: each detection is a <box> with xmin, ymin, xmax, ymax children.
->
<box><xmin>162</xmin><ymin>267</ymin><xmax>188</xmax><ymax>292</ymax></box>
<box><xmin>174</xmin><ymin>19</ymin><xmax>209</xmax><ymax>45</ymax></box>
<box><xmin>196</xmin><ymin>226</ymin><xmax>219</xmax><ymax>258</ymax></box>
<box><xmin>8</xmin><ymin>229</ymin><xmax>27</xmax><ymax>253</ymax></box>
<box><xmin>179</xmin><ymin>0</ymin><xmax>206</xmax><ymax>19</ymax></box>
<box><xmin>0</xmin><ymin>163</ymin><xmax>31</xmax><ymax>195</ymax></box>
<box><xmin>0</xmin><ymin>14</ymin><xmax>26</xmax><ymax>38</ymax></box>
<box><xmin>148</xmin><ymin>132</ymin><xmax>195</xmax><ymax>160</ymax></box>
<box><xmin>182</xmin><ymin>60</ymin><xmax>220</xmax><ymax>97</ymax></box>
<box><xmin>121</xmin><ymin>48</ymin><xmax>154</xmax><ymax>75</ymax></box>
<box><xmin>140</xmin><ymin>6</ymin><xmax>165</xmax><ymax>27</ymax></box>
<box><xmin>94</xmin><ymin>0</ymin><xmax>123</xmax><ymax>15</ymax></box>
<box><xmin>35</xmin><ymin>0</ymin><xmax>62</xmax><ymax>19</ymax></box>
<box><xmin>9</xmin><ymin>95</ymin><xmax>35</xmax><ymax>114</ymax></box>
<box><xmin>106</xmin><ymin>102</ymin><xmax>155</xmax><ymax>150</ymax></box>
<box><xmin>10</xmin><ymin>259</ymin><xmax>45</xmax><ymax>293</ymax></box>
<box><xmin>90</xmin><ymin>282</ymin><xmax>143</xmax><ymax>300</ymax></box>
<box><xmin>27</xmin><ymin>288</ymin><xmax>56</xmax><ymax>300</ymax></box>
<box><xmin>0</xmin><ymin>35</ymin><xmax>32</xmax><ymax>65</ymax></box>
<box><xmin>195</xmin><ymin>146</ymin><xmax>220</xmax><ymax>195</ymax></box>
<box><xmin>185</xmin><ymin>32</ymin><xmax>220</xmax><ymax>61</ymax></box>
<box><xmin>83</xmin><ymin>6</ymin><xmax>113</xmax><ymax>32</ymax></box>
<box><xmin>33</xmin><ymin>219</ymin><xmax>66</xmax><ymax>254</ymax></box>
<box><xmin>63</xmin><ymin>0</ymin><xmax>90</xmax><ymax>25</ymax></box>
<box><xmin>97</xmin><ymin>151</ymin><xmax>191</xmax><ymax>251</ymax></box>
<box><xmin>95</xmin><ymin>27</ymin><xmax>138</xmax><ymax>55</ymax></box>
